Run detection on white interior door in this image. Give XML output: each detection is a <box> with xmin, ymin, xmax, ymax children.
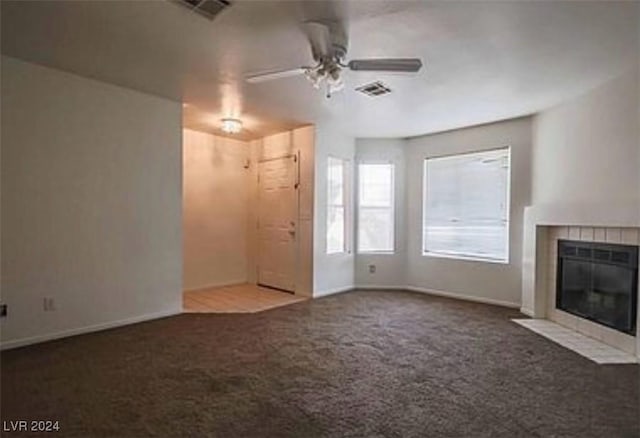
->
<box><xmin>257</xmin><ymin>155</ymin><xmax>297</xmax><ymax>292</ymax></box>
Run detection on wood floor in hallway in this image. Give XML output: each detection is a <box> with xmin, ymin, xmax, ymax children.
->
<box><xmin>183</xmin><ymin>283</ymin><xmax>307</xmax><ymax>313</ymax></box>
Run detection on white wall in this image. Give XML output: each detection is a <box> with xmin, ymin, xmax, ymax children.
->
<box><xmin>532</xmin><ymin>68</ymin><xmax>640</xmax><ymax>211</ymax></box>
<box><xmin>354</xmin><ymin>139</ymin><xmax>407</xmax><ymax>289</ymax></box>
<box><xmin>405</xmin><ymin>117</ymin><xmax>533</xmax><ymax>307</ymax></box>
<box><xmin>1</xmin><ymin>56</ymin><xmax>182</xmax><ymax>349</ymax></box>
<box><xmin>313</xmin><ymin>124</ymin><xmax>356</xmax><ymax>296</ymax></box>
<box><xmin>182</xmin><ymin>129</ymin><xmax>250</xmax><ymax>291</ymax></box>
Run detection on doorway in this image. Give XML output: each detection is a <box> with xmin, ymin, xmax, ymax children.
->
<box><xmin>257</xmin><ymin>155</ymin><xmax>298</xmax><ymax>292</ymax></box>
<box><xmin>181</xmin><ymin>127</ymin><xmax>314</xmax><ymax>313</ymax></box>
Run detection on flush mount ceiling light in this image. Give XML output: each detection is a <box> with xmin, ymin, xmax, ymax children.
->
<box><xmin>221</xmin><ymin>118</ymin><xmax>242</xmax><ymax>134</ymax></box>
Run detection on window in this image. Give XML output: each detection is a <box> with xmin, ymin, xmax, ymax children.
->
<box><xmin>423</xmin><ymin>148</ymin><xmax>510</xmax><ymax>262</ymax></box>
<box><xmin>358</xmin><ymin>163</ymin><xmax>394</xmax><ymax>253</ymax></box>
<box><xmin>327</xmin><ymin>157</ymin><xmax>348</xmax><ymax>254</ymax></box>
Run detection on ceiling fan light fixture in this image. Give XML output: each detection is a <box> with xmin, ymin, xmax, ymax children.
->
<box><xmin>327</xmin><ymin>72</ymin><xmax>344</xmax><ymax>91</ymax></box>
<box><xmin>304</xmin><ymin>68</ymin><xmax>325</xmax><ymax>88</ymax></box>
<box><xmin>221</xmin><ymin>118</ymin><xmax>242</xmax><ymax>134</ymax></box>
<box><xmin>244</xmin><ymin>20</ymin><xmax>422</xmax><ymax>99</ymax></box>
<box><xmin>327</xmin><ymin>64</ymin><xmax>341</xmax><ymax>81</ymax></box>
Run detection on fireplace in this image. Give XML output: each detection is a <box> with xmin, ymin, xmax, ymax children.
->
<box><xmin>556</xmin><ymin>240</ymin><xmax>638</xmax><ymax>335</ymax></box>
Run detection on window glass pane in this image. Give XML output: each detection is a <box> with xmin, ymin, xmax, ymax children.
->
<box><xmin>359</xmin><ymin>164</ymin><xmax>393</xmax><ymax>207</ymax></box>
<box><xmin>327</xmin><ymin>157</ymin><xmax>344</xmax><ymax>206</ymax></box>
<box><xmin>358</xmin><ymin>207</ymin><xmax>394</xmax><ymax>252</ymax></box>
<box><xmin>358</xmin><ymin>163</ymin><xmax>394</xmax><ymax>252</ymax></box>
<box><xmin>327</xmin><ymin>206</ymin><xmax>345</xmax><ymax>254</ymax></box>
<box><xmin>327</xmin><ymin>157</ymin><xmax>347</xmax><ymax>254</ymax></box>
<box><xmin>423</xmin><ymin>148</ymin><xmax>509</xmax><ymax>261</ymax></box>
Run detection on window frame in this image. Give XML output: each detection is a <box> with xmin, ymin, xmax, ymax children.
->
<box><xmin>326</xmin><ymin>156</ymin><xmax>351</xmax><ymax>255</ymax></box>
<box><xmin>356</xmin><ymin>161</ymin><xmax>396</xmax><ymax>254</ymax></box>
<box><xmin>421</xmin><ymin>147</ymin><xmax>511</xmax><ymax>264</ymax></box>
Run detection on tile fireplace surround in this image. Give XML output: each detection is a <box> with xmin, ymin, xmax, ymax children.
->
<box><xmin>521</xmin><ymin>204</ymin><xmax>640</xmax><ymax>360</ymax></box>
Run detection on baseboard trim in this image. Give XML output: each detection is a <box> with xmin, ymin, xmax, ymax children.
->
<box><xmin>519</xmin><ymin>307</ymin><xmax>535</xmax><ymax>317</ymax></box>
<box><xmin>406</xmin><ymin>286</ymin><xmax>521</xmax><ymax>309</ymax></box>
<box><xmin>0</xmin><ymin>308</ymin><xmax>181</xmax><ymax>351</ymax></box>
<box><xmin>314</xmin><ymin>286</ymin><xmax>353</xmax><ymax>298</ymax></box>
<box><xmin>317</xmin><ymin>284</ymin><xmax>521</xmax><ymax>309</ymax></box>
<box><xmin>1</xmin><ymin>287</ymin><xmax>523</xmax><ymax>349</ymax></box>
<box><xmin>354</xmin><ymin>284</ymin><xmax>407</xmax><ymax>291</ymax></box>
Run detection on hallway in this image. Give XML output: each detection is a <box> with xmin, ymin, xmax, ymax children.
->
<box><xmin>183</xmin><ymin>283</ymin><xmax>307</xmax><ymax>313</ymax></box>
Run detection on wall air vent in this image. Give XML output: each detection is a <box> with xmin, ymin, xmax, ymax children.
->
<box><xmin>172</xmin><ymin>0</ymin><xmax>231</xmax><ymax>20</ymax></box>
<box><xmin>355</xmin><ymin>81</ymin><xmax>392</xmax><ymax>97</ymax></box>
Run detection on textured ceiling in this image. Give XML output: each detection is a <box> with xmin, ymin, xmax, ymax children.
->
<box><xmin>2</xmin><ymin>0</ymin><xmax>638</xmax><ymax>139</ymax></box>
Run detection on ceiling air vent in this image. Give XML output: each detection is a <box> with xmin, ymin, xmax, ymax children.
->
<box><xmin>173</xmin><ymin>0</ymin><xmax>231</xmax><ymax>20</ymax></box>
<box><xmin>355</xmin><ymin>81</ymin><xmax>392</xmax><ymax>97</ymax></box>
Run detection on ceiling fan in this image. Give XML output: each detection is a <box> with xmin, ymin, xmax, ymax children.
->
<box><xmin>245</xmin><ymin>21</ymin><xmax>423</xmax><ymax>98</ymax></box>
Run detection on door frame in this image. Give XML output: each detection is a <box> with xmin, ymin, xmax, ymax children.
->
<box><xmin>256</xmin><ymin>152</ymin><xmax>300</xmax><ymax>293</ymax></box>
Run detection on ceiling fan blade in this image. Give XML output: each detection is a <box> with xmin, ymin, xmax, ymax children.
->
<box><xmin>348</xmin><ymin>58</ymin><xmax>423</xmax><ymax>72</ymax></box>
<box><xmin>304</xmin><ymin>21</ymin><xmax>333</xmax><ymax>60</ymax></box>
<box><xmin>245</xmin><ymin>68</ymin><xmax>307</xmax><ymax>83</ymax></box>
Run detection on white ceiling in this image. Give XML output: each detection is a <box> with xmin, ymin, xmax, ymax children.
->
<box><xmin>2</xmin><ymin>0</ymin><xmax>639</xmax><ymax>140</ymax></box>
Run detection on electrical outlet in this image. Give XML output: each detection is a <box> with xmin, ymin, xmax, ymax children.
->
<box><xmin>368</xmin><ymin>264</ymin><xmax>376</xmax><ymax>274</ymax></box>
<box><xmin>0</xmin><ymin>304</ymin><xmax>7</xmax><ymax>317</ymax></box>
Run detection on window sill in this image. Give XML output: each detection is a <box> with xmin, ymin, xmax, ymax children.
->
<box><xmin>357</xmin><ymin>251</ymin><xmax>396</xmax><ymax>255</ymax></box>
<box><xmin>326</xmin><ymin>251</ymin><xmax>352</xmax><ymax>257</ymax></box>
<box><xmin>422</xmin><ymin>251</ymin><xmax>508</xmax><ymax>265</ymax></box>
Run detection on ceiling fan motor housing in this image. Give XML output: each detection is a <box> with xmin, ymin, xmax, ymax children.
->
<box><xmin>332</xmin><ymin>43</ymin><xmax>347</xmax><ymax>62</ymax></box>
<box><xmin>329</xmin><ymin>21</ymin><xmax>349</xmax><ymax>60</ymax></box>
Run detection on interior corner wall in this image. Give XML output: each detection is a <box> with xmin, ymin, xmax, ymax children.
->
<box><xmin>1</xmin><ymin>56</ymin><xmax>182</xmax><ymax>349</ymax></box>
<box><xmin>532</xmin><ymin>67</ymin><xmax>640</xmax><ymax>212</ymax></box>
<box><xmin>405</xmin><ymin>117</ymin><xmax>533</xmax><ymax>307</ymax></box>
<box><xmin>182</xmin><ymin>129</ymin><xmax>250</xmax><ymax>291</ymax></box>
<box><xmin>313</xmin><ymin>123</ymin><xmax>355</xmax><ymax>297</ymax></box>
<box><xmin>354</xmin><ymin>138</ymin><xmax>407</xmax><ymax>288</ymax></box>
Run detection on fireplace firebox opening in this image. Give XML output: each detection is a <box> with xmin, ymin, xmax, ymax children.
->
<box><xmin>556</xmin><ymin>240</ymin><xmax>638</xmax><ymax>336</ymax></box>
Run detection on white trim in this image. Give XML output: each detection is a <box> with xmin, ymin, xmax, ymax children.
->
<box><xmin>422</xmin><ymin>251</ymin><xmax>508</xmax><ymax>265</ymax></box>
<box><xmin>1</xmin><ymin>286</ymin><xmax>524</xmax><ymax>349</ymax></box>
<box><xmin>0</xmin><ymin>308</ymin><xmax>181</xmax><ymax>351</ymax></box>
<box><xmin>354</xmin><ymin>284</ymin><xmax>407</xmax><ymax>290</ymax></box>
<box><xmin>406</xmin><ymin>286</ymin><xmax>521</xmax><ymax>309</ymax></box>
<box><xmin>313</xmin><ymin>286</ymin><xmax>353</xmax><ymax>298</ymax></box>
<box><xmin>183</xmin><ymin>280</ymin><xmax>247</xmax><ymax>293</ymax></box>
<box><xmin>258</xmin><ymin>153</ymin><xmax>295</xmax><ymax>163</ymax></box>
<box><xmin>520</xmin><ymin>307</ymin><xmax>535</xmax><ymax>317</ymax></box>
<box><xmin>316</xmin><ymin>284</ymin><xmax>522</xmax><ymax>309</ymax></box>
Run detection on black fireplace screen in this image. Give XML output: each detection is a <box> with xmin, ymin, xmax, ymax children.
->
<box><xmin>556</xmin><ymin>240</ymin><xmax>638</xmax><ymax>336</ymax></box>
